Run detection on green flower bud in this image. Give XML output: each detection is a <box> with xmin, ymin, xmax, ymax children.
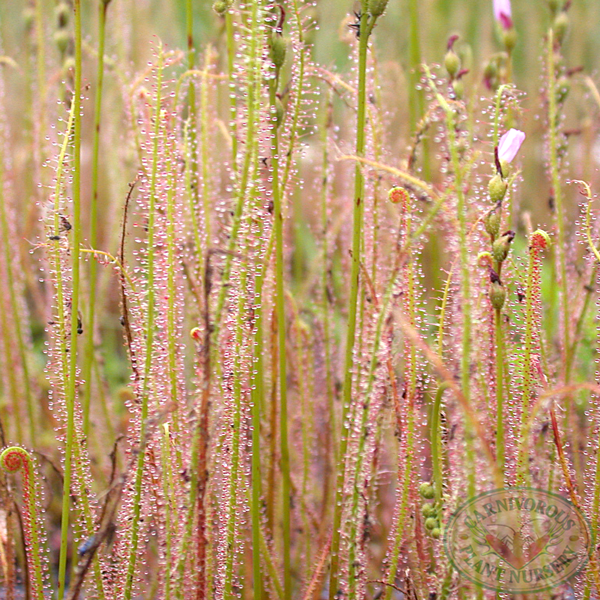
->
<box><xmin>490</xmin><ymin>279</ymin><xmax>506</xmax><ymax>310</ymax></box>
<box><xmin>212</xmin><ymin>0</ymin><xmax>230</xmax><ymax>15</ymax></box>
<box><xmin>548</xmin><ymin>0</ymin><xmax>562</xmax><ymax>15</ymax></box>
<box><xmin>54</xmin><ymin>29</ymin><xmax>70</xmax><ymax>55</ymax></box>
<box><xmin>554</xmin><ymin>12</ymin><xmax>569</xmax><ymax>45</ymax></box>
<box><xmin>502</xmin><ymin>27</ymin><xmax>517</xmax><ymax>52</ymax></box>
<box><xmin>425</xmin><ymin>517</ymin><xmax>439</xmax><ymax>531</ymax></box>
<box><xmin>484</xmin><ymin>205</ymin><xmax>502</xmax><ymax>239</ymax></box>
<box><xmin>421</xmin><ymin>503</ymin><xmax>437</xmax><ymax>518</ymax></box>
<box><xmin>269</xmin><ymin>34</ymin><xmax>288</xmax><ymax>71</ymax></box>
<box><xmin>368</xmin><ymin>0</ymin><xmax>389</xmax><ymax>18</ymax></box>
<box><xmin>275</xmin><ymin>97</ymin><xmax>285</xmax><ymax>128</ymax></box>
<box><xmin>23</xmin><ymin>7</ymin><xmax>35</xmax><ymax>31</ymax></box>
<box><xmin>452</xmin><ymin>79</ymin><xmax>464</xmax><ymax>100</ymax></box>
<box><xmin>483</xmin><ymin>60</ymin><xmax>498</xmax><ymax>82</ymax></box>
<box><xmin>419</xmin><ymin>482</ymin><xmax>435</xmax><ymax>499</ymax></box>
<box><xmin>431</xmin><ymin>528</ymin><xmax>442</xmax><ymax>539</ymax></box>
<box><xmin>488</xmin><ymin>174</ymin><xmax>508</xmax><ymax>204</ymax></box>
<box><xmin>444</xmin><ymin>50</ymin><xmax>460</xmax><ymax>79</ymax></box>
<box><xmin>492</xmin><ymin>230</ymin><xmax>515</xmax><ymax>263</ymax></box>
<box><xmin>55</xmin><ymin>3</ymin><xmax>70</xmax><ymax>29</ymax></box>
<box><xmin>63</xmin><ymin>56</ymin><xmax>76</xmax><ymax>73</ymax></box>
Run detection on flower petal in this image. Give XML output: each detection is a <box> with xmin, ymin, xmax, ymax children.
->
<box><xmin>497</xmin><ymin>128</ymin><xmax>525</xmax><ymax>164</ymax></box>
<box><xmin>493</xmin><ymin>0</ymin><xmax>512</xmax><ymax>29</ymax></box>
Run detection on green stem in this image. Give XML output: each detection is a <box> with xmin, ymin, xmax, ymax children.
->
<box><xmin>269</xmin><ymin>66</ymin><xmax>291</xmax><ymax>599</ymax></box>
<box><xmin>407</xmin><ymin>0</ymin><xmax>423</xmax><ymax>134</ymax></box>
<box><xmin>517</xmin><ymin>232</ymin><xmax>548</xmax><ymax>485</ymax></box>
<box><xmin>223</xmin><ymin>257</ymin><xmax>247</xmax><ymax>600</ymax></box>
<box><xmin>123</xmin><ymin>47</ymin><xmax>164</xmax><ymax>600</ymax></box>
<box><xmin>211</xmin><ymin>2</ymin><xmax>262</xmax><ymax>355</ymax></box>
<box><xmin>547</xmin><ymin>30</ymin><xmax>570</xmax><ymax>375</ymax></box>
<box><xmin>495</xmin><ymin>308</ymin><xmax>505</xmax><ymax>476</ymax></box>
<box><xmin>225</xmin><ymin>9</ymin><xmax>237</xmax><ymax>162</ymax></box>
<box><xmin>424</xmin><ymin>65</ymin><xmax>474</xmax><ymax>497</ymax></box>
<box><xmin>319</xmin><ymin>96</ymin><xmax>337</xmax><ymax>468</ymax></box>
<box><xmin>83</xmin><ymin>0</ymin><xmax>111</xmax><ymax>438</ymax></box>
<box><xmin>431</xmin><ymin>383</ymin><xmax>449</xmax><ymax>505</ymax></box>
<box><xmin>251</xmin><ymin>257</ymin><xmax>265</xmax><ymax>600</ymax></box>
<box><xmin>384</xmin><ymin>225</ymin><xmax>418</xmax><ymax>600</ymax></box>
<box><xmin>328</xmin><ymin>7</ymin><xmax>373</xmax><ymax>598</ymax></box>
<box><xmin>58</xmin><ymin>0</ymin><xmax>83</xmax><ymax>594</ymax></box>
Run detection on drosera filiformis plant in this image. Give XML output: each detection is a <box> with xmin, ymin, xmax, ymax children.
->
<box><xmin>1</xmin><ymin>446</ymin><xmax>48</xmax><ymax>600</ymax></box>
<box><xmin>1</xmin><ymin>0</ymin><xmax>600</xmax><ymax>598</ymax></box>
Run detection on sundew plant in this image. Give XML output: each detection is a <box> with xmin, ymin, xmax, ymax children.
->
<box><xmin>1</xmin><ymin>0</ymin><xmax>600</xmax><ymax>598</ymax></box>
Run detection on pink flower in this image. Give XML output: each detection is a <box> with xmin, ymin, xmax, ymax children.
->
<box><xmin>497</xmin><ymin>128</ymin><xmax>525</xmax><ymax>164</ymax></box>
<box><xmin>493</xmin><ymin>0</ymin><xmax>513</xmax><ymax>30</ymax></box>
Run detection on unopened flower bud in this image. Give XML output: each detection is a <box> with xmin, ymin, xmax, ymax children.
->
<box><xmin>431</xmin><ymin>528</ymin><xmax>442</xmax><ymax>539</ymax></box>
<box><xmin>23</xmin><ymin>7</ymin><xmax>35</xmax><ymax>31</ymax></box>
<box><xmin>548</xmin><ymin>0</ymin><xmax>563</xmax><ymax>16</ymax></box>
<box><xmin>488</xmin><ymin>174</ymin><xmax>508</xmax><ymax>204</ymax></box>
<box><xmin>421</xmin><ymin>503</ymin><xmax>436</xmax><ymax>518</ymax></box>
<box><xmin>502</xmin><ymin>27</ymin><xmax>517</xmax><ymax>52</ymax></box>
<box><xmin>63</xmin><ymin>56</ymin><xmax>76</xmax><ymax>73</ymax></box>
<box><xmin>444</xmin><ymin>50</ymin><xmax>460</xmax><ymax>79</ymax></box>
<box><xmin>419</xmin><ymin>482</ymin><xmax>435</xmax><ymax>499</ymax></box>
<box><xmin>388</xmin><ymin>186</ymin><xmax>409</xmax><ymax>206</ymax></box>
<box><xmin>554</xmin><ymin>12</ymin><xmax>569</xmax><ymax>45</ymax></box>
<box><xmin>368</xmin><ymin>0</ymin><xmax>389</xmax><ymax>18</ymax></box>
<box><xmin>55</xmin><ymin>3</ymin><xmax>70</xmax><ymax>28</ymax></box>
<box><xmin>213</xmin><ymin>0</ymin><xmax>231</xmax><ymax>15</ymax></box>
<box><xmin>452</xmin><ymin>78</ymin><xmax>464</xmax><ymax>99</ymax></box>
<box><xmin>54</xmin><ymin>29</ymin><xmax>70</xmax><ymax>54</ymax></box>
<box><xmin>425</xmin><ymin>517</ymin><xmax>439</xmax><ymax>531</ymax></box>
<box><xmin>275</xmin><ymin>97</ymin><xmax>285</xmax><ymax>128</ymax></box>
<box><xmin>484</xmin><ymin>205</ymin><xmax>502</xmax><ymax>239</ymax></box>
<box><xmin>483</xmin><ymin>60</ymin><xmax>498</xmax><ymax>85</ymax></box>
<box><xmin>269</xmin><ymin>34</ymin><xmax>288</xmax><ymax>71</ymax></box>
<box><xmin>492</xmin><ymin>230</ymin><xmax>515</xmax><ymax>263</ymax></box>
<box><xmin>490</xmin><ymin>279</ymin><xmax>506</xmax><ymax>309</ymax></box>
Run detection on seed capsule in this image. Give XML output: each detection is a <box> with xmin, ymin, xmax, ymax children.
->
<box><xmin>488</xmin><ymin>174</ymin><xmax>508</xmax><ymax>204</ymax></box>
<box><xmin>490</xmin><ymin>279</ymin><xmax>506</xmax><ymax>310</ymax></box>
<box><xmin>484</xmin><ymin>205</ymin><xmax>502</xmax><ymax>239</ymax></box>
<box><xmin>212</xmin><ymin>1</ymin><xmax>229</xmax><ymax>15</ymax></box>
<box><xmin>269</xmin><ymin>34</ymin><xmax>288</xmax><ymax>71</ymax></box>
<box><xmin>444</xmin><ymin>50</ymin><xmax>460</xmax><ymax>79</ymax></box>
<box><xmin>492</xmin><ymin>230</ymin><xmax>515</xmax><ymax>263</ymax></box>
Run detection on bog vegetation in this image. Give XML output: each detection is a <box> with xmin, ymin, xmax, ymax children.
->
<box><xmin>0</xmin><ymin>0</ymin><xmax>599</xmax><ymax>598</ymax></box>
